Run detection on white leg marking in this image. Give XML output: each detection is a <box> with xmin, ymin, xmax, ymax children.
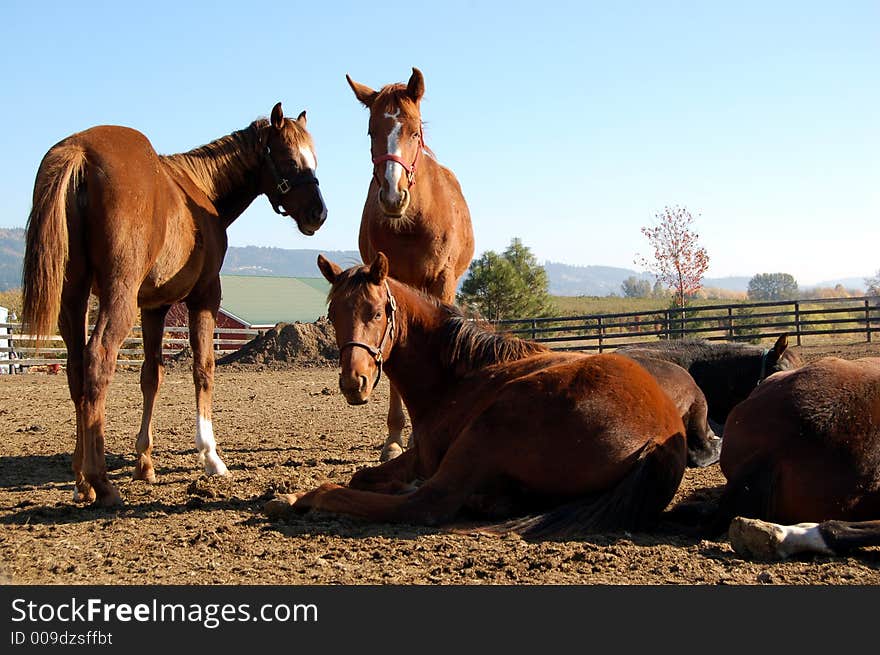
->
<box><xmin>729</xmin><ymin>517</ymin><xmax>834</xmax><ymax>559</ymax></box>
<box><xmin>382</xmin><ymin>109</ymin><xmax>404</xmax><ymax>205</ymax></box>
<box><xmin>195</xmin><ymin>414</ymin><xmax>229</xmax><ymax>476</ymax></box>
<box><xmin>776</xmin><ymin>522</ymin><xmax>835</xmax><ymax>557</ymax></box>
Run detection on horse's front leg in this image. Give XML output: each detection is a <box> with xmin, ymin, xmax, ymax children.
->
<box><xmin>349</xmin><ymin>446</ymin><xmax>420</xmax><ymax>493</ymax></box>
<box><xmin>187</xmin><ymin>292</ymin><xmax>229</xmax><ymax>477</ymax></box>
<box><xmin>133</xmin><ymin>305</ymin><xmax>170</xmax><ymax>482</ymax></box>
<box><xmin>381</xmin><ymin>383</ymin><xmax>407</xmax><ymax>461</ymax></box>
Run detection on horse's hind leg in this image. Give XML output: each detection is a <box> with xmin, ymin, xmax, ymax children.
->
<box><xmin>187</xmin><ymin>289</ymin><xmax>228</xmax><ymax>476</ymax></box>
<box><xmin>80</xmin><ymin>287</ymin><xmax>139</xmax><ymax>506</ymax></box>
<box><xmin>133</xmin><ymin>305</ymin><xmax>170</xmax><ymax>482</ymax></box>
<box><xmin>58</xmin><ymin>269</ymin><xmax>92</xmax><ymax>503</ymax></box>
<box><xmin>380</xmin><ymin>383</ymin><xmax>407</xmax><ymax>461</ymax></box>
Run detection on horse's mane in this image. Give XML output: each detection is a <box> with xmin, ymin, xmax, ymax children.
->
<box><xmin>160</xmin><ymin>119</ymin><xmax>266</xmax><ymax>201</ymax></box>
<box><xmin>327</xmin><ymin>268</ymin><xmax>548</xmax><ymax>373</ymax></box>
<box><xmin>439</xmin><ymin>311</ymin><xmax>549</xmax><ymax>372</ymax></box>
<box><xmin>619</xmin><ymin>339</ymin><xmax>763</xmax><ymax>364</ymax></box>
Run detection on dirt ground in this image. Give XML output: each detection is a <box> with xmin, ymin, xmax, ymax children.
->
<box><xmin>1</xmin><ymin>340</ymin><xmax>879</xmax><ymax>586</ymax></box>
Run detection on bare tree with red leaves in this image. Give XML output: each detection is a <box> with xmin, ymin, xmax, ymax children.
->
<box><xmin>636</xmin><ymin>205</ymin><xmax>710</xmax><ymax>309</ymax></box>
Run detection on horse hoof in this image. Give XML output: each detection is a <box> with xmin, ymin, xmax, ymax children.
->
<box><xmin>132</xmin><ymin>467</ymin><xmax>157</xmax><ymax>483</ymax></box>
<box><xmin>203</xmin><ymin>455</ymin><xmax>230</xmax><ymax>477</ymax></box>
<box><xmin>380</xmin><ymin>443</ymin><xmax>403</xmax><ymax>462</ymax></box>
<box><xmin>263</xmin><ymin>494</ymin><xmax>299</xmax><ymax>520</ymax></box>
<box><xmin>729</xmin><ymin>517</ymin><xmax>786</xmax><ymax>560</ymax></box>
<box><xmin>73</xmin><ymin>485</ymin><xmax>96</xmax><ymax>504</ymax></box>
<box><xmin>94</xmin><ymin>488</ymin><xmax>125</xmax><ymax>508</ymax></box>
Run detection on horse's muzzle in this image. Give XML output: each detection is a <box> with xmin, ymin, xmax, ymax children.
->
<box><xmin>339</xmin><ymin>372</ymin><xmax>370</xmax><ymax>405</ymax></box>
<box><xmin>296</xmin><ymin>205</ymin><xmax>327</xmax><ymax>236</ymax></box>
<box><xmin>378</xmin><ymin>187</ymin><xmax>409</xmax><ymax>218</ymax></box>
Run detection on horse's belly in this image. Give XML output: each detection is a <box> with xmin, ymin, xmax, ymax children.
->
<box><xmin>138</xmin><ymin>231</ymin><xmax>204</xmax><ymax>308</ymax></box>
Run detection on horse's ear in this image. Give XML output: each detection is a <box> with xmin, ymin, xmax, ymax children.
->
<box><xmin>317</xmin><ymin>255</ymin><xmax>342</xmax><ymax>284</ymax></box>
<box><xmin>773</xmin><ymin>333</ymin><xmax>789</xmax><ymax>358</ymax></box>
<box><xmin>271</xmin><ymin>102</ymin><xmax>285</xmax><ymax>130</ymax></box>
<box><xmin>368</xmin><ymin>252</ymin><xmax>389</xmax><ymax>285</ymax></box>
<box><xmin>406</xmin><ymin>67</ymin><xmax>425</xmax><ymax>102</ymax></box>
<box><xmin>296</xmin><ymin>110</ymin><xmax>307</xmax><ymax>128</ymax></box>
<box><xmin>346</xmin><ymin>74</ymin><xmax>377</xmax><ymax>107</ymax></box>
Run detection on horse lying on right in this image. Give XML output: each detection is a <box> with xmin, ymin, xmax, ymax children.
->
<box><xmin>714</xmin><ymin>356</ymin><xmax>880</xmax><ymax>559</ymax></box>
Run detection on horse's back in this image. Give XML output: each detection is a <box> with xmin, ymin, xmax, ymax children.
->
<box><xmin>469</xmin><ymin>352</ymin><xmax>686</xmax><ymax>498</ymax></box>
<box><xmin>720</xmin><ymin>357</ymin><xmax>880</xmax><ymax>522</ymax></box>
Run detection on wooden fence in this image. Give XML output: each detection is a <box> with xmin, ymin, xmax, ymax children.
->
<box><xmin>1</xmin><ymin>296</ymin><xmax>878</xmax><ymax>371</ymax></box>
<box><xmin>0</xmin><ymin>324</ymin><xmax>259</xmax><ymax>372</ymax></box>
<box><xmin>495</xmin><ymin>296</ymin><xmax>880</xmax><ymax>352</ymax></box>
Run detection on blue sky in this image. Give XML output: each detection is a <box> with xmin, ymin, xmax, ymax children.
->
<box><xmin>1</xmin><ymin>1</ymin><xmax>877</xmax><ymax>285</ymax></box>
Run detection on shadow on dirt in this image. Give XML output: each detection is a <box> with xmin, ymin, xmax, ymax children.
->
<box><xmin>250</xmin><ymin>484</ymin><xmax>731</xmax><ymax>551</ymax></box>
<box><xmin>0</xmin><ymin>453</ymin><xmax>130</xmax><ymax>487</ymax></box>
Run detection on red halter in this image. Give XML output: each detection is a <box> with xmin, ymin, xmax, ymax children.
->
<box><xmin>372</xmin><ymin>131</ymin><xmax>424</xmax><ymax>187</ymax></box>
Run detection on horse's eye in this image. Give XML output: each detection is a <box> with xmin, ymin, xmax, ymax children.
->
<box><xmin>412</xmin><ymin>132</ymin><xmax>420</xmax><ymax>140</ymax></box>
<box><xmin>373</xmin><ymin>311</ymin><xmax>382</xmax><ymax>321</ymax></box>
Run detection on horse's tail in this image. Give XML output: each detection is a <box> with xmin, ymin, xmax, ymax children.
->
<box><xmin>22</xmin><ymin>143</ymin><xmax>87</xmax><ymax>347</ymax></box>
<box><xmin>474</xmin><ymin>436</ymin><xmax>687</xmax><ymax>541</ymax></box>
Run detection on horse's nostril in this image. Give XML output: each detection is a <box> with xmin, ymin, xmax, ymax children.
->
<box><xmin>358</xmin><ymin>375</ymin><xmax>369</xmax><ymax>393</ymax></box>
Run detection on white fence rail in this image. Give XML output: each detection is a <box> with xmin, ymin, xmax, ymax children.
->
<box><xmin>0</xmin><ymin>323</ymin><xmax>259</xmax><ymax>372</ymax></box>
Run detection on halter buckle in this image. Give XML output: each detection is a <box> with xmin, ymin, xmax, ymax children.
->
<box><xmin>277</xmin><ymin>178</ymin><xmax>290</xmax><ymax>195</ymax></box>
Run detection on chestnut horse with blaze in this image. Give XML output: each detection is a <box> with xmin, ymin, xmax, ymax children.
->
<box><xmin>22</xmin><ymin>103</ymin><xmax>327</xmax><ymax>506</ymax></box>
<box><xmin>714</xmin><ymin>357</ymin><xmax>880</xmax><ymax>559</ymax></box>
<box><xmin>264</xmin><ymin>254</ymin><xmax>687</xmax><ymax>539</ymax></box>
<box><xmin>347</xmin><ymin>67</ymin><xmax>474</xmax><ymax>461</ymax></box>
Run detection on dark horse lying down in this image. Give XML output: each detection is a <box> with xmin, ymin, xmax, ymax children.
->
<box><xmin>265</xmin><ymin>253</ymin><xmax>688</xmax><ymax>539</ymax></box>
<box><xmin>620</xmin><ymin>354</ymin><xmax>721</xmax><ymax>468</ymax></box>
<box><xmin>716</xmin><ymin>357</ymin><xmax>880</xmax><ymax>559</ymax></box>
<box><xmin>618</xmin><ymin>335</ymin><xmax>804</xmax><ymax>430</ymax></box>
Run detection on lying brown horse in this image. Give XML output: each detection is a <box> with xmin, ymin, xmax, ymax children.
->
<box><xmin>264</xmin><ymin>254</ymin><xmax>687</xmax><ymax>539</ymax></box>
<box><xmin>23</xmin><ymin>103</ymin><xmax>327</xmax><ymax>506</ymax></box>
<box><xmin>621</xmin><ymin>354</ymin><xmax>721</xmax><ymax>468</ymax></box>
<box><xmin>715</xmin><ymin>357</ymin><xmax>880</xmax><ymax>558</ymax></box>
<box><xmin>347</xmin><ymin>67</ymin><xmax>475</xmax><ymax>461</ymax></box>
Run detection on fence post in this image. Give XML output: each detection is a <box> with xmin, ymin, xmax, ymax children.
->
<box><xmin>867</xmin><ymin>299</ymin><xmax>872</xmax><ymax>344</ymax></box>
<box><xmin>794</xmin><ymin>301</ymin><xmax>801</xmax><ymax>346</ymax></box>
<box><xmin>727</xmin><ymin>306</ymin><xmax>733</xmax><ymax>339</ymax></box>
<box><xmin>597</xmin><ymin>316</ymin><xmax>604</xmax><ymax>353</ymax></box>
<box><xmin>531</xmin><ymin>319</ymin><xmax>537</xmax><ymax>341</ymax></box>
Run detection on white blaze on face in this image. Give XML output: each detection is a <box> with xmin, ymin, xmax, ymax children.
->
<box><xmin>195</xmin><ymin>414</ymin><xmax>229</xmax><ymax>476</ymax></box>
<box><xmin>299</xmin><ymin>146</ymin><xmax>317</xmax><ymax>172</ymax></box>
<box><xmin>382</xmin><ymin>108</ymin><xmax>404</xmax><ymax>204</ymax></box>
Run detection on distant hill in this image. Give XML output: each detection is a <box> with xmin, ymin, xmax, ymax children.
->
<box><xmin>543</xmin><ymin>262</ymin><xmax>653</xmax><ymax>296</ymax></box>
<box><xmin>0</xmin><ymin>228</ymin><xmax>25</xmax><ymax>291</ymax></box>
<box><xmin>0</xmin><ymin>229</ymin><xmax>868</xmax><ymax>298</ymax></box>
<box><xmin>221</xmin><ymin>246</ymin><xmax>362</xmax><ymax>278</ymax></box>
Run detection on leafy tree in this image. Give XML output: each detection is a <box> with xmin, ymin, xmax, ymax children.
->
<box><xmin>458</xmin><ymin>238</ymin><xmax>555</xmax><ymax>320</ymax></box>
<box><xmin>866</xmin><ymin>270</ymin><xmax>880</xmax><ymax>296</ymax></box>
<box><xmin>635</xmin><ymin>206</ymin><xmax>710</xmax><ymax>308</ymax></box>
<box><xmin>621</xmin><ymin>276</ymin><xmax>652</xmax><ymax>298</ymax></box>
<box><xmin>747</xmin><ymin>273</ymin><xmax>799</xmax><ymax>301</ymax></box>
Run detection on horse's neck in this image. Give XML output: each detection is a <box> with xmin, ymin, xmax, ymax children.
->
<box><xmin>384</xmin><ymin>290</ymin><xmax>455</xmax><ymax>419</ymax></box>
<box><xmin>408</xmin><ymin>154</ymin><xmax>444</xmax><ymax>214</ymax></box>
<box><xmin>162</xmin><ymin>124</ymin><xmax>263</xmax><ymax>227</ymax></box>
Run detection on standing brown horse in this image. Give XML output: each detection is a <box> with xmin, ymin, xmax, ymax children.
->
<box><xmin>713</xmin><ymin>357</ymin><xmax>880</xmax><ymax>558</ymax></box>
<box><xmin>347</xmin><ymin>67</ymin><xmax>474</xmax><ymax>461</ymax></box>
<box><xmin>264</xmin><ymin>254</ymin><xmax>687</xmax><ymax>538</ymax></box>
<box><xmin>22</xmin><ymin>103</ymin><xmax>327</xmax><ymax>506</ymax></box>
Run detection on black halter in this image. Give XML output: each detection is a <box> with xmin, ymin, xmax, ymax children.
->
<box><xmin>263</xmin><ymin>146</ymin><xmax>319</xmax><ymax>216</ymax></box>
<box><xmin>338</xmin><ymin>281</ymin><xmax>398</xmax><ymax>390</ymax></box>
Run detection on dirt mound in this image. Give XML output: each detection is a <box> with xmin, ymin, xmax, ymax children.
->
<box><xmin>217</xmin><ymin>318</ymin><xmax>338</xmax><ymax>368</ymax></box>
